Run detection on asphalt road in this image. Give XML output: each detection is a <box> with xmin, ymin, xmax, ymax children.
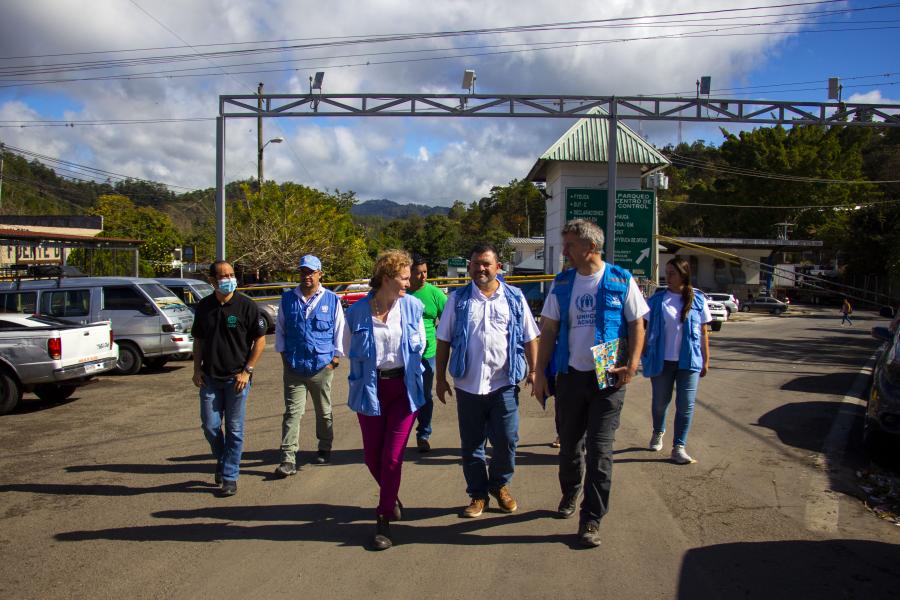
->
<box><xmin>1</xmin><ymin>307</ymin><xmax>899</xmax><ymax>599</ymax></box>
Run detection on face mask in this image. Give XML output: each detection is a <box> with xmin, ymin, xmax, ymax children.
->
<box><xmin>217</xmin><ymin>277</ymin><xmax>237</xmax><ymax>294</ymax></box>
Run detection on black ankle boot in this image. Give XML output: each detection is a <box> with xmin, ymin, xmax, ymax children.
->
<box><xmin>372</xmin><ymin>515</ymin><xmax>392</xmax><ymax>550</ymax></box>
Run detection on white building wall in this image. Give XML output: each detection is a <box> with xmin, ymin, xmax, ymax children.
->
<box><xmin>543</xmin><ymin>162</ymin><xmax>645</xmax><ymax>274</ymax></box>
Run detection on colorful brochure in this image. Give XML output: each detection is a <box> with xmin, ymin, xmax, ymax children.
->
<box><xmin>590</xmin><ymin>338</ymin><xmax>624</xmax><ymax>390</ymax></box>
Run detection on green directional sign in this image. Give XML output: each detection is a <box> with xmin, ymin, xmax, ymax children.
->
<box><xmin>447</xmin><ymin>257</ymin><xmax>467</xmax><ymax>268</ymax></box>
<box><xmin>565</xmin><ymin>188</ymin><xmax>655</xmax><ymax>277</ymax></box>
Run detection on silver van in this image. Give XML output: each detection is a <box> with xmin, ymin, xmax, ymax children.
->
<box><xmin>0</xmin><ymin>277</ymin><xmax>194</xmax><ymax>375</ymax></box>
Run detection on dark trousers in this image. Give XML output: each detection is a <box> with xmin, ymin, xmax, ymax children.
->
<box><xmin>556</xmin><ymin>368</ymin><xmax>626</xmax><ymax>525</ymax></box>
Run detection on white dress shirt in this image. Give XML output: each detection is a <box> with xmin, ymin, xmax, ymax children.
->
<box><xmin>339</xmin><ymin>297</ymin><xmax>426</xmax><ymax>368</ymax></box>
<box><xmin>436</xmin><ymin>283</ymin><xmax>539</xmax><ymax>395</ymax></box>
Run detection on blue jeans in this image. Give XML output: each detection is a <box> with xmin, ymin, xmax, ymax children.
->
<box><xmin>650</xmin><ymin>361</ymin><xmax>699</xmax><ymax>448</ymax></box>
<box><xmin>199</xmin><ymin>377</ymin><xmax>251</xmax><ymax>482</ymax></box>
<box><xmin>455</xmin><ymin>385</ymin><xmax>520</xmax><ymax>498</ymax></box>
<box><xmin>416</xmin><ymin>357</ymin><xmax>436</xmax><ymax>440</ymax></box>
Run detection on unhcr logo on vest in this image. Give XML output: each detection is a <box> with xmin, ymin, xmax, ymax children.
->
<box><xmin>576</xmin><ymin>293</ymin><xmax>594</xmax><ymax>313</ymax></box>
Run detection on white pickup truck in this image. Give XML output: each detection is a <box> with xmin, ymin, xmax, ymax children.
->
<box><xmin>0</xmin><ymin>314</ymin><xmax>118</xmax><ymax>414</ymax></box>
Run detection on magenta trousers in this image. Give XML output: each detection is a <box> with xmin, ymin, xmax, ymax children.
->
<box><xmin>357</xmin><ymin>377</ymin><xmax>418</xmax><ymax>518</ymax></box>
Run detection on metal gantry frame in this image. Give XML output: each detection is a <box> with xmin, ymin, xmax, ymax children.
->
<box><xmin>215</xmin><ymin>93</ymin><xmax>900</xmax><ymax>260</ymax></box>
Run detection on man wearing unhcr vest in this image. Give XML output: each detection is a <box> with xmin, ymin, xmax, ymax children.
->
<box><xmin>534</xmin><ymin>219</ymin><xmax>648</xmax><ymax>548</ymax></box>
<box><xmin>436</xmin><ymin>243</ymin><xmax>540</xmax><ymax>518</ymax></box>
<box><xmin>273</xmin><ymin>255</ymin><xmax>345</xmax><ymax>477</ymax></box>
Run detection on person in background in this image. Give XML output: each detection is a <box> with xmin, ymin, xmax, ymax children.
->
<box><xmin>273</xmin><ymin>254</ymin><xmax>345</xmax><ymax>478</ymax></box>
<box><xmin>408</xmin><ymin>254</ymin><xmax>447</xmax><ymax>453</ymax></box>
<box><xmin>343</xmin><ymin>249</ymin><xmax>426</xmax><ymax>550</ymax></box>
<box><xmin>191</xmin><ymin>260</ymin><xmax>267</xmax><ymax>497</ymax></box>
<box><xmin>642</xmin><ymin>256</ymin><xmax>711</xmax><ymax>465</ymax></box>
<box><xmin>841</xmin><ymin>298</ymin><xmax>853</xmax><ymax>326</ymax></box>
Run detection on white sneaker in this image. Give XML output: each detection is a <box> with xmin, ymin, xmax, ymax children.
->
<box><xmin>649</xmin><ymin>431</ymin><xmax>664</xmax><ymax>452</ymax></box>
<box><xmin>671</xmin><ymin>445</ymin><xmax>696</xmax><ymax>465</ymax></box>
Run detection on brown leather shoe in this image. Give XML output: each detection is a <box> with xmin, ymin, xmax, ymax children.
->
<box><xmin>462</xmin><ymin>497</ymin><xmax>488</xmax><ymax>518</ymax></box>
<box><xmin>490</xmin><ymin>486</ymin><xmax>518</xmax><ymax>513</ymax></box>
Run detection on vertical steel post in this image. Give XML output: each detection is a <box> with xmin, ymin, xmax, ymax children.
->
<box><xmin>606</xmin><ymin>101</ymin><xmax>618</xmax><ymax>264</ymax></box>
<box><xmin>257</xmin><ymin>82</ymin><xmax>264</xmax><ymax>202</ymax></box>
<box><xmin>651</xmin><ymin>186</ymin><xmax>659</xmax><ymax>287</ymax></box>
<box><xmin>216</xmin><ymin>115</ymin><xmax>226</xmax><ymax>260</ymax></box>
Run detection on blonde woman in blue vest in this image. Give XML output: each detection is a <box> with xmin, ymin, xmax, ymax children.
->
<box><xmin>342</xmin><ymin>249</ymin><xmax>426</xmax><ymax>550</ymax></box>
<box><xmin>641</xmin><ymin>257</ymin><xmax>711</xmax><ymax>465</ymax></box>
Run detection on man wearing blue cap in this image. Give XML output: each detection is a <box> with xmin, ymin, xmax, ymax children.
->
<box><xmin>274</xmin><ymin>254</ymin><xmax>345</xmax><ymax>476</ymax></box>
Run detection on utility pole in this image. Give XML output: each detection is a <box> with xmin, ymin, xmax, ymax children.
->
<box><xmin>0</xmin><ymin>142</ymin><xmax>5</xmax><ymax>212</ymax></box>
<box><xmin>256</xmin><ymin>82</ymin><xmax>264</xmax><ymax>204</ymax></box>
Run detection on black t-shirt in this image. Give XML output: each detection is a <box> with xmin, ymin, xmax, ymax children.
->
<box><xmin>192</xmin><ymin>292</ymin><xmax>267</xmax><ymax>379</ymax></box>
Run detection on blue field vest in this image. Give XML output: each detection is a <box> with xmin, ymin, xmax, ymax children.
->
<box><xmin>345</xmin><ymin>294</ymin><xmax>426</xmax><ymax>416</ymax></box>
<box><xmin>281</xmin><ymin>288</ymin><xmax>340</xmax><ymax>376</ymax></box>
<box><xmin>448</xmin><ymin>282</ymin><xmax>528</xmax><ymax>387</ymax></box>
<box><xmin>551</xmin><ymin>265</ymin><xmax>632</xmax><ymax>374</ymax></box>
<box><xmin>641</xmin><ymin>288</ymin><xmax>706</xmax><ymax>378</ymax></box>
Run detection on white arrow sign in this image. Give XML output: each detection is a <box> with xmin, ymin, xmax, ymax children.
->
<box><xmin>636</xmin><ymin>247</ymin><xmax>650</xmax><ymax>264</ymax></box>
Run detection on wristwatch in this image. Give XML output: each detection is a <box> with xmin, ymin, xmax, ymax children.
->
<box><xmin>243</xmin><ymin>365</ymin><xmax>254</xmax><ymax>374</ymax></box>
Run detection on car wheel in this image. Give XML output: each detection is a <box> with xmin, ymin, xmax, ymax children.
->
<box><xmin>710</xmin><ymin>321</ymin><xmax>723</xmax><ymax>332</ymax></box>
<box><xmin>115</xmin><ymin>342</ymin><xmax>143</xmax><ymax>375</ymax></box>
<box><xmin>0</xmin><ymin>370</ymin><xmax>22</xmax><ymax>415</ymax></box>
<box><xmin>33</xmin><ymin>383</ymin><xmax>77</xmax><ymax>402</ymax></box>
<box><xmin>260</xmin><ymin>312</ymin><xmax>273</xmax><ymax>333</ymax></box>
<box><xmin>144</xmin><ymin>357</ymin><xmax>169</xmax><ymax>370</ymax></box>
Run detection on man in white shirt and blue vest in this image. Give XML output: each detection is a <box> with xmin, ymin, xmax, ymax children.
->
<box><xmin>274</xmin><ymin>254</ymin><xmax>345</xmax><ymax>477</ymax></box>
<box><xmin>435</xmin><ymin>243</ymin><xmax>540</xmax><ymax>518</ymax></box>
<box><xmin>535</xmin><ymin>219</ymin><xmax>648</xmax><ymax>548</ymax></box>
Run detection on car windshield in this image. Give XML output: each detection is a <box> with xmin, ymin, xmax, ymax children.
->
<box><xmin>139</xmin><ymin>284</ymin><xmax>188</xmax><ymax>310</ymax></box>
<box><xmin>191</xmin><ymin>282</ymin><xmax>214</xmax><ymax>299</ymax></box>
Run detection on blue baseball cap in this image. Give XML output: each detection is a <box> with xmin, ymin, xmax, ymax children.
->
<box><xmin>298</xmin><ymin>255</ymin><xmax>322</xmax><ymax>271</ymax></box>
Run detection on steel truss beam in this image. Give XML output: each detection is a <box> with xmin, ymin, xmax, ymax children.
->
<box><xmin>220</xmin><ymin>93</ymin><xmax>900</xmax><ymax>127</ymax></box>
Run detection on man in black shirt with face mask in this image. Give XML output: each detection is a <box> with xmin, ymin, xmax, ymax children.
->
<box><xmin>192</xmin><ymin>260</ymin><xmax>267</xmax><ymax>497</ymax></box>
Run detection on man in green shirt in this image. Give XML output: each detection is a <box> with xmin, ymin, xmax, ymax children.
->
<box><xmin>409</xmin><ymin>254</ymin><xmax>447</xmax><ymax>452</ymax></box>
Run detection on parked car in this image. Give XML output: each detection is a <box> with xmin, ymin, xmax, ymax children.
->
<box><xmin>706</xmin><ymin>292</ymin><xmax>740</xmax><ymax>315</ymax></box>
<box><xmin>866</xmin><ymin>322</ymin><xmax>900</xmax><ymax>456</ymax></box>
<box><xmin>238</xmin><ymin>283</ymin><xmax>294</xmax><ymax>332</ymax></box>
<box><xmin>706</xmin><ymin>299</ymin><xmax>727</xmax><ymax>332</ymax></box>
<box><xmin>333</xmin><ymin>282</ymin><xmax>371</xmax><ymax>310</ymax></box>
<box><xmin>0</xmin><ymin>314</ymin><xmax>118</xmax><ymax>414</ymax></box>
<box><xmin>0</xmin><ymin>277</ymin><xmax>193</xmax><ymax>375</ymax></box>
<box><xmin>741</xmin><ymin>296</ymin><xmax>789</xmax><ymax>315</ymax></box>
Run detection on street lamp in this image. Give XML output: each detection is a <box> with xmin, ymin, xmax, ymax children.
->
<box><xmin>257</xmin><ymin>136</ymin><xmax>284</xmax><ymax>202</ymax></box>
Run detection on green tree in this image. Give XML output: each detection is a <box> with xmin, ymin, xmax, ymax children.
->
<box><xmin>227</xmin><ymin>182</ymin><xmax>371</xmax><ymax>281</ymax></box>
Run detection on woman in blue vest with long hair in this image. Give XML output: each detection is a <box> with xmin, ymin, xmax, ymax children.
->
<box><xmin>342</xmin><ymin>249</ymin><xmax>426</xmax><ymax>550</ymax></box>
<box><xmin>641</xmin><ymin>257</ymin><xmax>711</xmax><ymax>465</ymax></box>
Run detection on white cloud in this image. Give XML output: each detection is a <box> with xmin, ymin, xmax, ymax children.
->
<box><xmin>0</xmin><ymin>0</ymin><xmax>859</xmax><ymax>205</ymax></box>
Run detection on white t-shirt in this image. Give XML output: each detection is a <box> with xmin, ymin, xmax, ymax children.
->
<box><xmin>541</xmin><ymin>265</ymin><xmax>649</xmax><ymax>372</ymax></box>
<box><xmin>660</xmin><ymin>291</ymin><xmax>712</xmax><ymax>361</ymax></box>
<box><xmin>436</xmin><ymin>284</ymin><xmax>540</xmax><ymax>395</ymax></box>
<box><xmin>340</xmin><ymin>299</ymin><xmax>426</xmax><ymax>369</ymax></box>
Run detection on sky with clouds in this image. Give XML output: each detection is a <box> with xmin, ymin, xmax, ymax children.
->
<box><xmin>0</xmin><ymin>0</ymin><xmax>898</xmax><ymax>206</ymax></box>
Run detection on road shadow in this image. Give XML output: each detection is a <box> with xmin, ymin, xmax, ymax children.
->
<box><xmin>4</xmin><ymin>396</ymin><xmax>79</xmax><ymax>415</ymax></box>
<box><xmin>712</xmin><ymin>328</ymin><xmax>879</xmax><ymax>367</ymax></box>
<box><xmin>678</xmin><ymin>539</ymin><xmax>900</xmax><ymax>599</ymax></box>
<box><xmin>64</xmin><ymin>462</ymin><xmax>272</xmax><ymax>479</ymax></box>
<box><xmin>55</xmin><ymin>505</ymin><xmax>576</xmax><ymax>547</ymax></box>
<box><xmin>0</xmin><ymin>480</ymin><xmax>218</xmax><ymax>497</ymax></box>
<box><xmin>757</xmin><ymin>401</ymin><xmax>865</xmax><ymax>455</ymax></box>
<box><xmin>756</xmin><ymin>400</ymin><xmax>866</xmax><ymax>498</ymax></box>
<box><xmin>781</xmin><ymin>372</ymin><xmax>866</xmax><ymax>397</ymax></box>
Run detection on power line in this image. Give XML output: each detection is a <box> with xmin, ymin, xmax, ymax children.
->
<box><xmin>5</xmin><ymin>22</ymin><xmax>900</xmax><ymax>90</ymax></box>
<box><xmin>666</xmin><ymin>152</ymin><xmax>900</xmax><ymax>184</ymax></box>
<box><xmin>658</xmin><ymin>198</ymin><xmax>900</xmax><ymax>208</ymax></box>
<box><xmin>2</xmin><ymin>1</ymin><xmax>853</xmax><ymax>64</ymax></box>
